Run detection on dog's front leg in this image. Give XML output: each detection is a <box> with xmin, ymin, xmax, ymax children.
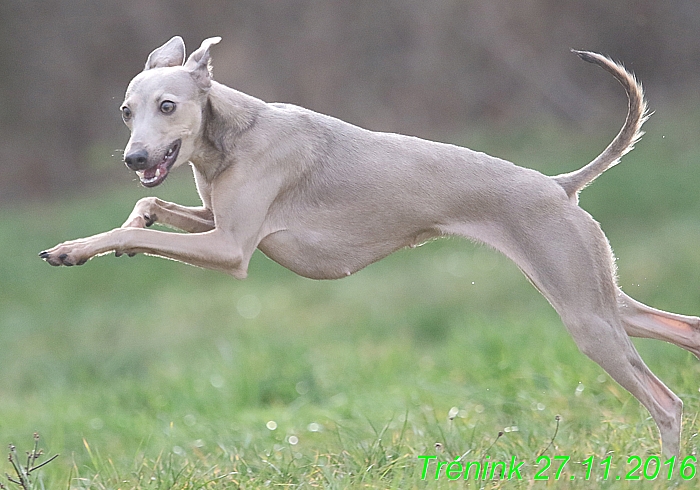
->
<box><xmin>40</xmin><ymin>228</ymin><xmax>251</xmax><ymax>278</ymax></box>
<box><xmin>122</xmin><ymin>197</ymin><xmax>215</xmax><ymax>233</ymax></box>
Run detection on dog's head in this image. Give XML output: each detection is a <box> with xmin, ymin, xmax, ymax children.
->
<box><xmin>120</xmin><ymin>36</ymin><xmax>220</xmax><ymax>187</ymax></box>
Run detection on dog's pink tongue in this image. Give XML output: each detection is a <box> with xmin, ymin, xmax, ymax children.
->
<box><xmin>144</xmin><ymin>167</ymin><xmax>158</xmax><ymax>180</ymax></box>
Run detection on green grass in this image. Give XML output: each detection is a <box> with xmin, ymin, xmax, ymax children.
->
<box><xmin>2</xmin><ymin>113</ymin><xmax>700</xmax><ymax>488</ymax></box>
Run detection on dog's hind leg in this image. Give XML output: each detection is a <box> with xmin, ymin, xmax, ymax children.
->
<box><xmin>618</xmin><ymin>289</ymin><xmax>700</xmax><ymax>359</ymax></box>
<box><xmin>557</xmin><ymin>309</ymin><xmax>682</xmax><ymax>456</ymax></box>
<box><xmin>478</xmin><ymin>207</ymin><xmax>683</xmax><ymax>456</ymax></box>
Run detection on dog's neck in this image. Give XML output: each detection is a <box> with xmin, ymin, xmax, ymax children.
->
<box><xmin>191</xmin><ymin>81</ymin><xmax>263</xmax><ymax>182</ymax></box>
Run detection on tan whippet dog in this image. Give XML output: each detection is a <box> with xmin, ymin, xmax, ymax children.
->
<box><xmin>41</xmin><ymin>36</ymin><xmax>700</xmax><ymax>456</ymax></box>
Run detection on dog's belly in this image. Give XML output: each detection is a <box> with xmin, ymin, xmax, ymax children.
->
<box><xmin>257</xmin><ymin>226</ymin><xmax>438</xmax><ymax>280</ymax></box>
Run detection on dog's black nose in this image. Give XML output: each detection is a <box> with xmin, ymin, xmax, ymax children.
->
<box><xmin>124</xmin><ymin>149</ymin><xmax>149</xmax><ymax>170</ymax></box>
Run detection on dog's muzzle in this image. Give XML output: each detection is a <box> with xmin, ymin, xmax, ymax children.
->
<box><xmin>124</xmin><ymin>140</ymin><xmax>181</xmax><ymax>188</ymax></box>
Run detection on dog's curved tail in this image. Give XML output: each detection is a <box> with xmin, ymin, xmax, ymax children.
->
<box><xmin>554</xmin><ymin>50</ymin><xmax>649</xmax><ymax>198</ymax></box>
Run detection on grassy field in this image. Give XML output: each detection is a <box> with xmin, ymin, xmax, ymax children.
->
<box><xmin>2</xmin><ymin>112</ymin><xmax>700</xmax><ymax>488</ymax></box>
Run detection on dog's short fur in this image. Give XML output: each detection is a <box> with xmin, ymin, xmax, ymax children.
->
<box><xmin>41</xmin><ymin>37</ymin><xmax>700</xmax><ymax>456</ymax></box>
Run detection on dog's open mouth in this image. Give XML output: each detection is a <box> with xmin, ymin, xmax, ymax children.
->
<box><xmin>136</xmin><ymin>139</ymin><xmax>181</xmax><ymax>187</ymax></box>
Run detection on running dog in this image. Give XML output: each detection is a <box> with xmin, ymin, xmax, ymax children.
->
<box><xmin>41</xmin><ymin>36</ymin><xmax>700</xmax><ymax>456</ymax></box>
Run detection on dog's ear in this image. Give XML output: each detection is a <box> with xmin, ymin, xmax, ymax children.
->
<box><xmin>144</xmin><ymin>36</ymin><xmax>186</xmax><ymax>70</ymax></box>
<box><xmin>184</xmin><ymin>37</ymin><xmax>222</xmax><ymax>89</ymax></box>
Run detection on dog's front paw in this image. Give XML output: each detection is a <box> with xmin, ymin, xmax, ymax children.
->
<box><xmin>122</xmin><ymin>197</ymin><xmax>160</xmax><ymax>229</ymax></box>
<box><xmin>39</xmin><ymin>240</ymin><xmax>93</xmax><ymax>267</ymax></box>
<box><xmin>121</xmin><ymin>213</ymin><xmax>156</xmax><ymax>229</ymax></box>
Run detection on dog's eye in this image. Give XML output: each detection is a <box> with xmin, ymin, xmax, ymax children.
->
<box><xmin>121</xmin><ymin>106</ymin><xmax>132</xmax><ymax>121</ymax></box>
<box><xmin>160</xmin><ymin>100</ymin><xmax>176</xmax><ymax>114</ymax></box>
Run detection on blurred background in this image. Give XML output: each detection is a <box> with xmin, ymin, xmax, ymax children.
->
<box><xmin>1</xmin><ymin>0</ymin><xmax>700</xmax><ymax>202</ymax></box>
<box><xmin>2</xmin><ymin>2</ymin><xmax>700</xmax><ymax>483</ymax></box>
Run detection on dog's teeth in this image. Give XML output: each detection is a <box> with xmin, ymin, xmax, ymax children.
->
<box><xmin>135</xmin><ymin>169</ymin><xmax>158</xmax><ymax>184</ymax></box>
